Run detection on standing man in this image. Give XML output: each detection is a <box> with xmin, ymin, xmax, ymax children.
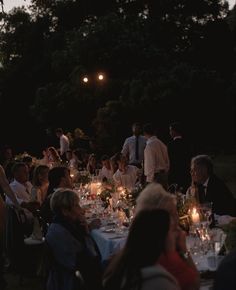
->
<box><xmin>168</xmin><ymin>122</ymin><xmax>192</xmax><ymax>192</ymax></box>
<box><xmin>143</xmin><ymin>123</ymin><xmax>170</xmax><ymax>189</ymax></box>
<box><xmin>121</xmin><ymin>122</ymin><xmax>146</xmax><ymax>169</ymax></box>
<box><xmin>55</xmin><ymin>128</ymin><xmax>70</xmax><ymax>161</ymax></box>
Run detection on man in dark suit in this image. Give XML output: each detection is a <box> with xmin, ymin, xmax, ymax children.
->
<box><xmin>168</xmin><ymin>122</ymin><xmax>192</xmax><ymax>192</ymax></box>
<box><xmin>190</xmin><ymin>155</ymin><xmax>236</xmax><ymax>216</ymax></box>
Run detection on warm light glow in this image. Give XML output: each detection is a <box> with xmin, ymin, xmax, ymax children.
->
<box><xmin>83</xmin><ymin>77</ymin><xmax>89</xmax><ymax>83</ymax></box>
<box><xmin>191</xmin><ymin>207</ymin><xmax>200</xmax><ymax>224</ymax></box>
<box><xmin>98</xmin><ymin>74</ymin><xmax>104</xmax><ymax>81</ymax></box>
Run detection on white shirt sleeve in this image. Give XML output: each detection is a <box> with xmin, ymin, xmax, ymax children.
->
<box><xmin>60</xmin><ymin>135</ymin><xmax>69</xmax><ymax>155</ymax></box>
<box><xmin>121</xmin><ymin>138</ymin><xmax>129</xmax><ymax>158</ymax></box>
<box><xmin>144</xmin><ymin>145</ymin><xmax>156</xmax><ymax>183</ymax></box>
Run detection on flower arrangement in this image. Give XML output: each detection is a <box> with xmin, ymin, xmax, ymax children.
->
<box><xmin>99</xmin><ymin>181</ymin><xmax>115</xmax><ymax>208</ymax></box>
<box><xmin>76</xmin><ymin>171</ymin><xmax>91</xmax><ymax>185</ymax></box>
<box><xmin>14</xmin><ymin>152</ymin><xmax>39</xmax><ymax>166</ymax></box>
<box><xmin>126</xmin><ymin>183</ymin><xmax>144</xmax><ymax>206</ymax></box>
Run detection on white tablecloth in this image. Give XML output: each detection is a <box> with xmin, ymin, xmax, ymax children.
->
<box><xmin>91</xmin><ymin>228</ymin><xmax>126</xmax><ymax>262</ymax></box>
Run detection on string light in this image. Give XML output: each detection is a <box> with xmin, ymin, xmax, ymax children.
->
<box><xmin>98</xmin><ymin>74</ymin><xmax>104</xmax><ymax>81</ymax></box>
<box><xmin>82</xmin><ymin>77</ymin><xmax>89</xmax><ymax>83</ymax></box>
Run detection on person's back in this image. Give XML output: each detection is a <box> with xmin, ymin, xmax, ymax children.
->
<box><xmin>168</xmin><ymin>122</ymin><xmax>192</xmax><ymax>191</ymax></box>
<box><xmin>103</xmin><ymin>209</ymin><xmax>180</xmax><ymax>290</ymax></box>
<box><xmin>55</xmin><ymin>128</ymin><xmax>70</xmax><ymax>160</ymax></box>
<box><xmin>121</xmin><ymin>122</ymin><xmax>146</xmax><ymax>168</ymax></box>
<box><xmin>143</xmin><ymin>123</ymin><xmax>169</xmax><ymax>188</ymax></box>
<box><xmin>46</xmin><ymin>189</ymin><xmax>102</xmax><ymax>290</ymax></box>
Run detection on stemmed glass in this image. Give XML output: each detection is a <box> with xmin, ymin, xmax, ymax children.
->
<box><xmin>199</xmin><ymin>202</ymin><xmax>213</xmax><ymax>228</ymax></box>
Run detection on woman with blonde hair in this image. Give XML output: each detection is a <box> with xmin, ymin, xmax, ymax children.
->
<box><xmin>48</xmin><ymin>146</ymin><xmax>62</xmax><ymax>168</ymax></box>
<box><xmin>135</xmin><ymin>183</ymin><xmax>200</xmax><ymax>290</ymax></box>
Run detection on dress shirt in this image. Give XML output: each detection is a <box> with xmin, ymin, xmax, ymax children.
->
<box><xmin>121</xmin><ymin>135</ymin><xmax>146</xmax><ymax>165</ymax></box>
<box><xmin>6</xmin><ymin>179</ymin><xmax>33</xmax><ymax>205</ymax></box>
<box><xmin>98</xmin><ymin>166</ymin><xmax>113</xmax><ymax>182</ymax></box>
<box><xmin>60</xmin><ymin>134</ymin><xmax>70</xmax><ymax>156</ymax></box>
<box><xmin>113</xmin><ymin>165</ymin><xmax>139</xmax><ymax>191</ymax></box>
<box><xmin>144</xmin><ymin>136</ymin><xmax>170</xmax><ymax>183</ymax></box>
<box><xmin>6</xmin><ymin>179</ymin><xmax>33</xmax><ymax>220</ymax></box>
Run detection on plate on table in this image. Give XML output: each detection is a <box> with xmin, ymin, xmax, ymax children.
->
<box><xmin>100</xmin><ymin>227</ymin><xmax>116</xmax><ymax>233</ymax></box>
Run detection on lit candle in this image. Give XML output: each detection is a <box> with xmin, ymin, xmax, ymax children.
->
<box><xmin>191</xmin><ymin>207</ymin><xmax>200</xmax><ymax>224</ymax></box>
<box><xmin>90</xmin><ymin>182</ymin><xmax>97</xmax><ymax>196</ymax></box>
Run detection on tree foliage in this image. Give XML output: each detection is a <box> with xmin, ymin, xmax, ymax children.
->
<box><xmin>0</xmin><ymin>0</ymin><xmax>235</xmax><ymax>155</ymax></box>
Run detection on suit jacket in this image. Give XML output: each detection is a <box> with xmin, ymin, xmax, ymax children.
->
<box><xmin>205</xmin><ymin>174</ymin><xmax>236</xmax><ymax>216</ymax></box>
<box><xmin>168</xmin><ymin>138</ymin><xmax>192</xmax><ymax>191</ymax></box>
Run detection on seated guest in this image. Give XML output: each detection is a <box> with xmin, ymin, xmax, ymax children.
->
<box><xmin>65</xmin><ymin>150</ymin><xmax>78</xmax><ymax>170</ymax></box>
<box><xmin>40</xmin><ymin>166</ymin><xmax>74</xmax><ymax>229</ymax></box>
<box><xmin>48</xmin><ymin>146</ymin><xmax>62</xmax><ymax>168</ymax></box>
<box><xmin>6</xmin><ymin>162</ymin><xmax>33</xmax><ymax>205</ymax></box>
<box><xmin>110</xmin><ymin>154</ymin><xmax>119</xmax><ymax>175</ymax></box>
<box><xmin>72</xmin><ymin>148</ymin><xmax>87</xmax><ymax>170</ymax></box>
<box><xmin>0</xmin><ymin>165</ymin><xmax>19</xmax><ymax>207</ymax></box>
<box><xmin>46</xmin><ymin>189</ymin><xmax>102</xmax><ymax>290</ymax></box>
<box><xmin>0</xmin><ymin>164</ymin><xmax>21</xmax><ymax>290</ymax></box>
<box><xmin>86</xmin><ymin>153</ymin><xmax>98</xmax><ymax>175</ymax></box>
<box><xmin>22</xmin><ymin>155</ymin><xmax>35</xmax><ymax>182</ymax></box>
<box><xmin>113</xmin><ymin>152</ymin><xmax>139</xmax><ymax>191</ymax></box>
<box><xmin>0</xmin><ymin>146</ymin><xmax>14</xmax><ymax>171</ymax></box>
<box><xmin>31</xmin><ymin>165</ymin><xmax>49</xmax><ymax>205</ymax></box>
<box><xmin>98</xmin><ymin>155</ymin><xmax>113</xmax><ymax>183</ymax></box>
<box><xmin>103</xmin><ymin>209</ymin><xmax>180</xmax><ymax>290</ymax></box>
<box><xmin>6</xmin><ymin>162</ymin><xmax>40</xmax><ymax>238</ymax></box>
<box><xmin>135</xmin><ymin>183</ymin><xmax>200</xmax><ymax>290</ymax></box>
<box><xmin>38</xmin><ymin>147</ymin><xmax>50</xmax><ymax>166</ymax></box>
<box><xmin>186</xmin><ymin>155</ymin><xmax>236</xmax><ymax>216</ymax></box>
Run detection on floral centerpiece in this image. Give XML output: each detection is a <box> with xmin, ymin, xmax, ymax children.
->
<box><xmin>99</xmin><ymin>181</ymin><xmax>115</xmax><ymax>208</ymax></box>
<box><xmin>126</xmin><ymin>183</ymin><xmax>144</xmax><ymax>207</ymax></box>
<box><xmin>76</xmin><ymin>171</ymin><xmax>91</xmax><ymax>185</ymax></box>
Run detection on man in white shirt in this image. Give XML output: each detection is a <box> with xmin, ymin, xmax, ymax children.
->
<box><xmin>121</xmin><ymin>122</ymin><xmax>146</xmax><ymax>169</ymax></box>
<box><xmin>6</xmin><ymin>162</ymin><xmax>36</xmax><ymax>236</ymax></box>
<box><xmin>6</xmin><ymin>163</ymin><xmax>33</xmax><ymax>205</ymax></box>
<box><xmin>55</xmin><ymin>128</ymin><xmax>70</xmax><ymax>160</ymax></box>
<box><xmin>143</xmin><ymin>123</ymin><xmax>170</xmax><ymax>189</ymax></box>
